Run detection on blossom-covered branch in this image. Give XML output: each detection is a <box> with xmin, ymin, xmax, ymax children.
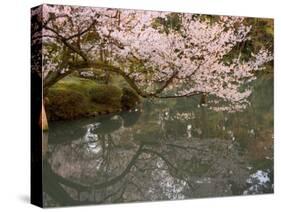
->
<box><xmin>32</xmin><ymin>4</ymin><xmax>273</xmax><ymax>111</ymax></box>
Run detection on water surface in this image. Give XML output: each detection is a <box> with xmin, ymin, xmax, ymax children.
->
<box><xmin>43</xmin><ymin>74</ymin><xmax>273</xmax><ymax>207</ymax></box>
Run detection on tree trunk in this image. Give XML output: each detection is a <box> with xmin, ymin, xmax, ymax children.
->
<box><xmin>39</xmin><ymin>101</ymin><xmax>48</xmax><ymax>131</ymax></box>
<box><xmin>200</xmin><ymin>94</ymin><xmax>207</xmax><ymax>105</ymax></box>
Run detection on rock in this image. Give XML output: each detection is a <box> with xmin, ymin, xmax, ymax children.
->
<box><xmin>121</xmin><ymin>87</ymin><xmax>140</xmax><ymax>110</ymax></box>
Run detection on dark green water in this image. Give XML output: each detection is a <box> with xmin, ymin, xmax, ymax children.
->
<box><xmin>43</xmin><ymin>74</ymin><xmax>273</xmax><ymax>207</ymax></box>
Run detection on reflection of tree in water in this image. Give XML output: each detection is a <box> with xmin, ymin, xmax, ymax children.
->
<box><xmin>44</xmin><ymin>102</ymin><xmax>273</xmax><ymax>206</ymax></box>
<box><xmin>43</xmin><ymin>74</ymin><xmax>273</xmax><ymax>206</ymax></box>
<box><xmin>158</xmin><ymin>74</ymin><xmax>273</xmax><ymax>159</ymax></box>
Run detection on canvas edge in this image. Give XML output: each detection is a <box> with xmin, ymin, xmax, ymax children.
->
<box><xmin>31</xmin><ymin>4</ymin><xmax>43</xmax><ymax>208</ymax></box>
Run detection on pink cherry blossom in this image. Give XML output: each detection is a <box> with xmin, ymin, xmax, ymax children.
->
<box><xmin>31</xmin><ymin>4</ymin><xmax>273</xmax><ymax>112</ymax></box>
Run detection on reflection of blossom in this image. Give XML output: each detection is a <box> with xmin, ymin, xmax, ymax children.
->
<box><xmin>84</xmin><ymin>123</ymin><xmax>101</xmax><ymax>153</ymax></box>
<box><xmin>151</xmin><ymin>169</ymin><xmax>187</xmax><ymax>200</ymax></box>
<box><xmin>247</xmin><ymin>170</ymin><xmax>270</xmax><ymax>184</ymax></box>
<box><xmin>210</xmin><ymin>103</ymin><xmax>248</xmax><ymax>113</ymax></box>
<box><xmin>148</xmin><ymin>158</ymin><xmax>187</xmax><ymax>200</ymax></box>
<box><xmin>174</xmin><ymin>112</ymin><xmax>195</xmax><ymax>121</ymax></box>
<box><xmin>243</xmin><ymin>170</ymin><xmax>272</xmax><ymax>195</ymax></box>
<box><xmin>87</xmin><ymin>142</ymin><xmax>102</xmax><ymax>154</ymax></box>
<box><xmin>186</xmin><ymin>124</ymin><xmax>192</xmax><ymax>138</ymax></box>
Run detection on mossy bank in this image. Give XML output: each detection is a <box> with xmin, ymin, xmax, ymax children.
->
<box><xmin>45</xmin><ymin>76</ymin><xmax>140</xmax><ymax>121</ymax></box>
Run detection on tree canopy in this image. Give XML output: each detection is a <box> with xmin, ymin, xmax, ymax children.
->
<box><xmin>31</xmin><ymin>4</ymin><xmax>273</xmax><ymax>112</ymax></box>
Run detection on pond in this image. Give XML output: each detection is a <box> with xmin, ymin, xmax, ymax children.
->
<box><xmin>43</xmin><ymin>74</ymin><xmax>273</xmax><ymax>207</ymax></box>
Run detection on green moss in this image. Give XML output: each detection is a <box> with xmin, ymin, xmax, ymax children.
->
<box><xmin>46</xmin><ymin>88</ymin><xmax>89</xmax><ymax>120</ymax></box>
<box><xmin>46</xmin><ymin>76</ymin><xmax>140</xmax><ymax>121</ymax></box>
<box><xmin>89</xmin><ymin>84</ymin><xmax>122</xmax><ymax>107</ymax></box>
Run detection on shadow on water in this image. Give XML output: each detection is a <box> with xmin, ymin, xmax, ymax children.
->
<box><xmin>43</xmin><ymin>74</ymin><xmax>273</xmax><ymax>207</ymax></box>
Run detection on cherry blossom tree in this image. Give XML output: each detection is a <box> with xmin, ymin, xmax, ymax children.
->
<box><xmin>31</xmin><ymin>4</ymin><xmax>273</xmax><ymax>112</ymax></box>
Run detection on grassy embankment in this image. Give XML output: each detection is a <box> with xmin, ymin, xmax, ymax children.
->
<box><xmin>46</xmin><ymin>76</ymin><xmax>140</xmax><ymax>121</ymax></box>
